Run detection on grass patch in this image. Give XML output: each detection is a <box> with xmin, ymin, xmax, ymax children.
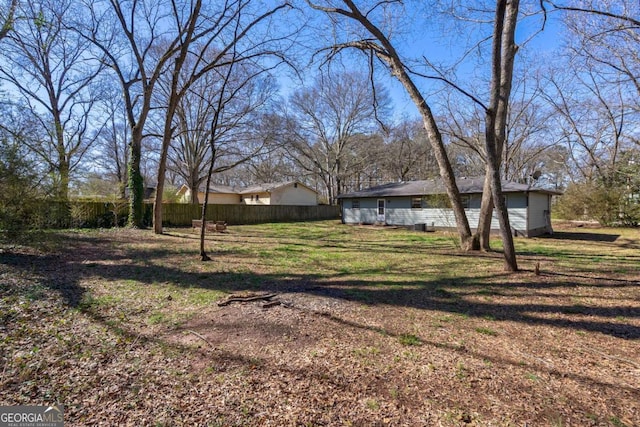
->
<box><xmin>475</xmin><ymin>327</ymin><xmax>498</xmax><ymax>336</ymax></box>
<box><xmin>148</xmin><ymin>312</ymin><xmax>166</xmax><ymax>325</ymax></box>
<box><xmin>398</xmin><ymin>334</ymin><xmax>422</xmax><ymax>346</ymax></box>
<box><xmin>609</xmin><ymin>416</ymin><xmax>628</xmax><ymax>427</ymax></box>
<box><xmin>525</xmin><ymin>373</ymin><xmax>540</xmax><ymax>382</ymax></box>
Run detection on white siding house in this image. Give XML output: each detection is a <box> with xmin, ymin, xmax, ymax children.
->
<box><xmin>177</xmin><ymin>181</ymin><xmax>319</xmax><ymax>206</ymax></box>
<box><xmin>240</xmin><ymin>182</ymin><xmax>318</xmax><ymax>206</ymax></box>
<box><xmin>338</xmin><ymin>177</ymin><xmax>561</xmax><ymax>237</ymax></box>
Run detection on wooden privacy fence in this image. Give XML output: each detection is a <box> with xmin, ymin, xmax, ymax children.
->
<box><xmin>161</xmin><ymin>203</ymin><xmax>340</xmax><ymax>226</ymax></box>
<box><xmin>37</xmin><ymin>201</ymin><xmax>340</xmax><ymax>228</ymax></box>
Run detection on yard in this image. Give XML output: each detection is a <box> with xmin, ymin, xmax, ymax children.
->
<box><xmin>0</xmin><ymin>221</ymin><xmax>638</xmax><ymax>426</ymax></box>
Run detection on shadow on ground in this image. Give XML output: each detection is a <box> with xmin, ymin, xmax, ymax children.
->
<box><xmin>541</xmin><ymin>231</ymin><xmax>621</xmax><ymax>242</ymax></box>
<box><xmin>1</xmin><ymin>230</ymin><xmax>638</xmax><ymax>340</ymax></box>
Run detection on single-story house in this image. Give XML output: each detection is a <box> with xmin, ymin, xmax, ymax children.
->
<box><xmin>239</xmin><ymin>182</ymin><xmax>318</xmax><ymax>206</ymax></box>
<box><xmin>176</xmin><ymin>181</ymin><xmax>319</xmax><ymax>206</ymax></box>
<box><xmin>177</xmin><ymin>184</ymin><xmax>241</xmax><ymax>205</ymax></box>
<box><xmin>338</xmin><ymin>177</ymin><xmax>562</xmax><ymax>237</ymax></box>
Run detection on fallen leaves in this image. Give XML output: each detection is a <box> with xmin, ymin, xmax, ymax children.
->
<box><xmin>0</xmin><ymin>226</ymin><xmax>639</xmax><ymax>426</ymax></box>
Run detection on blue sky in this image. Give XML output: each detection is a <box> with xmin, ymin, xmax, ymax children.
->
<box><xmin>322</xmin><ymin>3</ymin><xmax>569</xmax><ymax>121</ymax></box>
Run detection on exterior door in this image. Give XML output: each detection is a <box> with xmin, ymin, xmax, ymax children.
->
<box><xmin>377</xmin><ymin>199</ymin><xmax>386</xmax><ymax>223</ymax></box>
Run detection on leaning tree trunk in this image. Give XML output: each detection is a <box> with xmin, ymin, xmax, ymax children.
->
<box><xmin>306</xmin><ymin>0</ymin><xmax>475</xmax><ymax>248</ymax></box>
<box><xmin>152</xmin><ymin>0</ymin><xmax>201</xmax><ymax>234</ymax></box>
<box><xmin>386</xmin><ymin>51</ymin><xmax>475</xmax><ymax>249</ymax></box>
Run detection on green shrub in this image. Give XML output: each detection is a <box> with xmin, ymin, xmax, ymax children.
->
<box><xmin>555</xmin><ymin>181</ymin><xmax>639</xmax><ymax>226</ymax></box>
<box><xmin>0</xmin><ymin>138</ymin><xmax>44</xmax><ymax>238</ymax></box>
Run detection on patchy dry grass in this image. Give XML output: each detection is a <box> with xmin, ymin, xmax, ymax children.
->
<box><xmin>0</xmin><ymin>221</ymin><xmax>639</xmax><ymax>426</ymax></box>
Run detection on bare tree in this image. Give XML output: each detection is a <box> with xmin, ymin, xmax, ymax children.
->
<box><xmin>287</xmin><ymin>70</ymin><xmax>390</xmax><ymax>205</ymax></box>
<box><xmin>0</xmin><ymin>0</ymin><xmax>104</xmax><ymax>202</ymax></box>
<box><xmin>540</xmin><ymin>0</ymin><xmax>640</xmax><ymax>185</ymax></box>
<box><xmin>477</xmin><ymin>0</ymin><xmax>520</xmax><ymax>270</ymax></box>
<box><xmin>197</xmin><ymin>55</ymin><xmax>281</xmax><ymax>260</ymax></box>
<box><xmin>383</xmin><ymin>120</ymin><xmax>438</xmax><ymax>182</ymax></box>
<box><xmin>307</xmin><ymin>0</ymin><xmax>519</xmax><ymax>262</ymax></box>
<box><xmin>164</xmin><ymin>57</ymin><xmax>279</xmax><ymax>206</ymax></box>
<box><xmin>166</xmin><ymin>74</ymin><xmax>212</xmax><ymax>204</ymax></box>
<box><xmin>78</xmin><ymin>0</ymin><xmax>197</xmax><ymax>227</ymax></box>
<box><xmin>151</xmin><ymin>0</ymin><xmax>292</xmax><ymax>234</ymax></box>
<box><xmin>233</xmin><ymin>113</ymin><xmax>300</xmax><ymax>185</ymax></box>
<box><xmin>543</xmin><ymin>68</ymin><xmax>636</xmax><ymax>185</ymax></box>
<box><xmin>93</xmin><ymin>90</ymin><xmax>130</xmax><ymax>199</ymax></box>
<box><xmin>442</xmin><ymin>73</ymin><xmax>557</xmax><ymax>184</ymax></box>
<box><xmin>339</xmin><ymin>132</ymin><xmax>387</xmax><ymax>193</ymax></box>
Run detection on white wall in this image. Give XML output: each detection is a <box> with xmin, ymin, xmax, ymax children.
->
<box><xmin>528</xmin><ymin>192</ymin><xmax>550</xmax><ymax>230</ymax></box>
<box><xmin>342</xmin><ymin>194</ymin><xmax>531</xmax><ymax>233</ymax></box>
<box><xmin>271</xmin><ymin>184</ymin><xmax>318</xmax><ymax>205</ymax></box>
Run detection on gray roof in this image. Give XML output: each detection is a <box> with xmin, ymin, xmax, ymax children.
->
<box><xmin>198</xmin><ymin>184</ymin><xmax>238</xmax><ymax>194</ymax></box>
<box><xmin>193</xmin><ymin>181</ymin><xmax>316</xmax><ymax>195</ymax></box>
<box><xmin>338</xmin><ymin>177</ymin><xmax>562</xmax><ymax>199</ymax></box>
<box><xmin>239</xmin><ymin>181</ymin><xmax>295</xmax><ymax>194</ymax></box>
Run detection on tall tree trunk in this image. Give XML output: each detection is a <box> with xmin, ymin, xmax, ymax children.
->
<box><xmin>153</xmin><ymin>0</ymin><xmax>202</xmax><ymax>235</ymax></box>
<box><xmin>190</xmin><ymin>183</ymin><xmax>199</xmax><ymax>204</ymax></box>
<box><xmin>199</xmin><ymin>148</ymin><xmax>216</xmax><ymax>261</ymax></box>
<box><xmin>53</xmin><ymin>109</ymin><xmax>70</xmax><ymax>202</ymax></box>
<box><xmin>484</xmin><ymin>0</ymin><xmax>520</xmax><ymax>271</ymax></box>
<box><xmin>485</xmin><ymin>113</ymin><xmax>517</xmax><ymax>271</ymax></box>
<box><xmin>128</xmin><ymin>125</ymin><xmax>145</xmax><ymax>228</ymax></box>
<box><xmin>397</xmin><ymin>71</ymin><xmax>474</xmax><ymax>249</ymax></box>
<box><xmin>58</xmin><ymin>159</ymin><xmax>70</xmax><ymax>202</ymax></box>
<box><xmin>476</xmin><ymin>170</ymin><xmax>494</xmax><ymax>250</ymax></box>
<box><xmin>153</xmin><ymin>100</ymin><xmax>178</xmax><ymax>234</ymax></box>
<box><xmin>153</xmin><ymin>154</ymin><xmax>167</xmax><ymax>233</ymax></box>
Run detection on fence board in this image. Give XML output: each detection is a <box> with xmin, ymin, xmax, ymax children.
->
<box><xmin>35</xmin><ymin>201</ymin><xmax>340</xmax><ymax>228</ymax></box>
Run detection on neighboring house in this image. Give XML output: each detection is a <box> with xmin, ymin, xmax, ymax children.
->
<box><xmin>176</xmin><ymin>184</ymin><xmax>241</xmax><ymax>205</ymax></box>
<box><xmin>338</xmin><ymin>177</ymin><xmax>562</xmax><ymax>237</ymax></box>
<box><xmin>239</xmin><ymin>182</ymin><xmax>318</xmax><ymax>206</ymax></box>
<box><xmin>176</xmin><ymin>181</ymin><xmax>319</xmax><ymax>206</ymax></box>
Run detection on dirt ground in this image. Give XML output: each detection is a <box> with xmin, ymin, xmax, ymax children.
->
<box><xmin>0</xmin><ymin>223</ymin><xmax>638</xmax><ymax>426</ymax></box>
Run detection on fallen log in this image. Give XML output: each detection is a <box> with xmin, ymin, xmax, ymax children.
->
<box><xmin>217</xmin><ymin>293</ymin><xmax>277</xmax><ymax>306</ymax></box>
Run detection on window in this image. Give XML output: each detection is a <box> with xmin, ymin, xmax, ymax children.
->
<box><xmin>461</xmin><ymin>195</ymin><xmax>470</xmax><ymax>209</ymax></box>
<box><xmin>411</xmin><ymin>197</ymin><xmax>422</xmax><ymax>209</ymax></box>
<box><xmin>352</xmin><ymin>200</ymin><xmax>360</xmax><ymax>209</ymax></box>
<box><xmin>250</xmin><ymin>195</ymin><xmax>254</xmax><ymax>201</ymax></box>
<box><xmin>294</xmin><ymin>183</ymin><xmax>298</xmax><ymax>188</ymax></box>
<box><xmin>256</xmin><ymin>194</ymin><xmax>259</xmax><ymax>201</ymax></box>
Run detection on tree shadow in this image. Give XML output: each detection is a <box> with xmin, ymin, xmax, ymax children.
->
<box><xmin>0</xmin><ymin>251</ymin><xmax>86</xmax><ymax>308</ymax></box>
<box><xmin>541</xmin><ymin>231</ymin><xmax>620</xmax><ymax>242</ymax></box>
<box><xmin>2</xmin><ymin>230</ymin><xmax>638</xmax><ymax>342</ymax></box>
